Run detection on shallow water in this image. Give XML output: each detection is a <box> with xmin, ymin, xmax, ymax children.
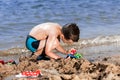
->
<box><xmin>0</xmin><ymin>0</ymin><xmax>120</xmax><ymax>50</ymax></box>
<box><xmin>80</xmin><ymin>43</ymin><xmax>120</xmax><ymax>61</ymax></box>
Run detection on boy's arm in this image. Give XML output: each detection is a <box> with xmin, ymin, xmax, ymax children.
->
<box><xmin>45</xmin><ymin>35</ymin><xmax>61</xmax><ymax>59</ymax></box>
<box><xmin>55</xmin><ymin>39</ymin><xmax>68</xmax><ymax>54</ymax></box>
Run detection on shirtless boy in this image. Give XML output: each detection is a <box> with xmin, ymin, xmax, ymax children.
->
<box><xmin>26</xmin><ymin>22</ymin><xmax>80</xmax><ymax>60</ymax></box>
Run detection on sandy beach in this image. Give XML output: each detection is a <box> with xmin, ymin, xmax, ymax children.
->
<box><xmin>0</xmin><ymin>49</ymin><xmax>120</xmax><ymax>80</ymax></box>
<box><xmin>0</xmin><ymin>35</ymin><xmax>120</xmax><ymax>80</ymax></box>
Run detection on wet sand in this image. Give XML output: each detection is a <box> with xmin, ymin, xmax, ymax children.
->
<box><xmin>0</xmin><ymin>35</ymin><xmax>120</xmax><ymax>80</ymax></box>
<box><xmin>0</xmin><ymin>50</ymin><xmax>120</xmax><ymax>80</ymax></box>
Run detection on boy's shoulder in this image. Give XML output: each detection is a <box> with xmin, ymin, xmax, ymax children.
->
<box><xmin>34</xmin><ymin>22</ymin><xmax>60</xmax><ymax>29</ymax></box>
<box><xmin>39</xmin><ymin>22</ymin><xmax>59</xmax><ymax>25</ymax></box>
<box><xmin>45</xmin><ymin>22</ymin><xmax>61</xmax><ymax>27</ymax></box>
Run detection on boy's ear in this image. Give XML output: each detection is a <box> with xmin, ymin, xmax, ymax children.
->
<box><xmin>61</xmin><ymin>34</ymin><xmax>64</xmax><ymax>39</ymax></box>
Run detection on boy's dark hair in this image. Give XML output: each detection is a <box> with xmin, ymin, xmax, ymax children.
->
<box><xmin>62</xmin><ymin>23</ymin><xmax>80</xmax><ymax>42</ymax></box>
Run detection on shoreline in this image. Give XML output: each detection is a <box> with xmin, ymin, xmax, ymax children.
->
<box><xmin>1</xmin><ymin>34</ymin><xmax>120</xmax><ymax>51</ymax></box>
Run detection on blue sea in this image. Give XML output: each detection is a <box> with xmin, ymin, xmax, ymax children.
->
<box><xmin>0</xmin><ymin>0</ymin><xmax>120</xmax><ymax>50</ymax></box>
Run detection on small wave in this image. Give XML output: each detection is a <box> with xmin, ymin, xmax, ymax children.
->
<box><xmin>80</xmin><ymin>35</ymin><xmax>120</xmax><ymax>45</ymax></box>
<box><xmin>62</xmin><ymin>35</ymin><xmax>120</xmax><ymax>48</ymax></box>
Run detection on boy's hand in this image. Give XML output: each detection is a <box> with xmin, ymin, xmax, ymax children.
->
<box><xmin>70</xmin><ymin>48</ymin><xmax>77</xmax><ymax>54</ymax></box>
<box><xmin>65</xmin><ymin>48</ymin><xmax>76</xmax><ymax>54</ymax></box>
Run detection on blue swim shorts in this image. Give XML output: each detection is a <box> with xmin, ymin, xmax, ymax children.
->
<box><xmin>26</xmin><ymin>35</ymin><xmax>40</xmax><ymax>52</ymax></box>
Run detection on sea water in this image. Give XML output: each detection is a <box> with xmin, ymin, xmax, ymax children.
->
<box><xmin>0</xmin><ymin>0</ymin><xmax>120</xmax><ymax>50</ymax></box>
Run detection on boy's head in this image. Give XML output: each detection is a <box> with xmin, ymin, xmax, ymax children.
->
<box><xmin>62</xmin><ymin>23</ymin><xmax>80</xmax><ymax>42</ymax></box>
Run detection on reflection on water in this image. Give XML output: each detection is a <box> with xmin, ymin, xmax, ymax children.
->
<box><xmin>0</xmin><ymin>0</ymin><xmax>120</xmax><ymax>49</ymax></box>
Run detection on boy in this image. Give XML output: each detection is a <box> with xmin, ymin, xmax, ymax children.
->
<box><xmin>26</xmin><ymin>22</ymin><xmax>80</xmax><ymax>60</ymax></box>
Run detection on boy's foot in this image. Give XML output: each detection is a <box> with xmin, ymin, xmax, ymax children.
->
<box><xmin>37</xmin><ymin>55</ymin><xmax>50</xmax><ymax>60</ymax></box>
<box><xmin>30</xmin><ymin>53</ymin><xmax>50</xmax><ymax>61</ymax></box>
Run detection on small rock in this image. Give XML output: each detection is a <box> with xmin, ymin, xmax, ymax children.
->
<box><xmin>72</xmin><ymin>75</ymin><xmax>80</xmax><ymax>80</ymax></box>
<box><xmin>50</xmin><ymin>75</ymin><xmax>62</xmax><ymax>80</ymax></box>
<box><xmin>61</xmin><ymin>74</ymin><xmax>72</xmax><ymax>79</ymax></box>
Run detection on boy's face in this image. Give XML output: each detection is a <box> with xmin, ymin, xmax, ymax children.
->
<box><xmin>67</xmin><ymin>39</ymin><xmax>74</xmax><ymax>44</ymax></box>
<box><xmin>60</xmin><ymin>34</ymin><xmax>73</xmax><ymax>44</ymax></box>
<box><xmin>63</xmin><ymin>38</ymin><xmax>73</xmax><ymax>44</ymax></box>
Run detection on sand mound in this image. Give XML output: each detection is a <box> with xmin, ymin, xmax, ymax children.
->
<box><xmin>0</xmin><ymin>55</ymin><xmax>120</xmax><ymax>80</ymax></box>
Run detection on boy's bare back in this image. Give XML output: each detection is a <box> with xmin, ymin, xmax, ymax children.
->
<box><xmin>29</xmin><ymin>22</ymin><xmax>62</xmax><ymax>40</ymax></box>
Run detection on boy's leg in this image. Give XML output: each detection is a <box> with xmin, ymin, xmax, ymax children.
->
<box><xmin>34</xmin><ymin>48</ymin><xmax>43</xmax><ymax>56</ymax></box>
<box><xmin>30</xmin><ymin>48</ymin><xmax>43</xmax><ymax>59</ymax></box>
<box><xmin>36</xmin><ymin>48</ymin><xmax>50</xmax><ymax>60</ymax></box>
